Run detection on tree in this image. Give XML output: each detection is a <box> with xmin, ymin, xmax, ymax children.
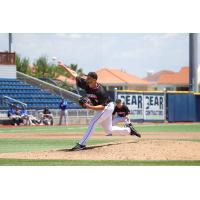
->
<box><xmin>69</xmin><ymin>64</ymin><xmax>84</xmax><ymax>76</ymax></box>
<box><xmin>16</xmin><ymin>55</ymin><xmax>84</xmax><ymax>92</ymax></box>
<box><xmin>33</xmin><ymin>56</ymin><xmax>49</xmax><ymax>78</ymax></box>
<box><xmin>16</xmin><ymin>54</ymin><xmax>30</xmax><ymax>74</ymax></box>
<box><xmin>33</xmin><ymin>56</ymin><xmax>59</xmax><ymax>79</ymax></box>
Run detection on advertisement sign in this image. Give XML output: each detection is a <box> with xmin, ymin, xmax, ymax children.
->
<box><xmin>143</xmin><ymin>94</ymin><xmax>165</xmax><ymax>120</ymax></box>
<box><xmin>117</xmin><ymin>92</ymin><xmax>165</xmax><ymax>121</ymax></box>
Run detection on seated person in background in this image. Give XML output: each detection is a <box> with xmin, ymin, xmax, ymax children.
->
<box><xmin>40</xmin><ymin>106</ymin><xmax>54</xmax><ymax>125</ymax></box>
<box><xmin>7</xmin><ymin>105</ymin><xmax>23</xmax><ymax>126</ymax></box>
<box><xmin>20</xmin><ymin>108</ymin><xmax>40</xmax><ymax>126</ymax></box>
<box><xmin>20</xmin><ymin>108</ymin><xmax>31</xmax><ymax>125</ymax></box>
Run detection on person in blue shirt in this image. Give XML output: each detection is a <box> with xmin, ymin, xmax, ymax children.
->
<box><xmin>20</xmin><ymin>108</ymin><xmax>39</xmax><ymax>125</ymax></box>
<box><xmin>7</xmin><ymin>104</ymin><xmax>22</xmax><ymax>126</ymax></box>
<box><xmin>20</xmin><ymin>108</ymin><xmax>33</xmax><ymax>125</ymax></box>
<box><xmin>20</xmin><ymin>108</ymin><xmax>28</xmax><ymax>116</ymax></box>
<box><xmin>7</xmin><ymin>104</ymin><xmax>16</xmax><ymax>118</ymax></box>
<box><xmin>59</xmin><ymin>98</ymin><xmax>68</xmax><ymax>125</ymax></box>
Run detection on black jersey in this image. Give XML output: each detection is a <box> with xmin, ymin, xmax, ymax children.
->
<box><xmin>76</xmin><ymin>77</ymin><xmax>111</xmax><ymax>106</ymax></box>
<box><xmin>113</xmin><ymin>105</ymin><xmax>130</xmax><ymax>117</ymax></box>
<box><xmin>43</xmin><ymin>109</ymin><xmax>51</xmax><ymax>115</ymax></box>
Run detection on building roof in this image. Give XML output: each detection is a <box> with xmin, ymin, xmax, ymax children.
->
<box><xmin>158</xmin><ymin>67</ymin><xmax>189</xmax><ymax>85</ymax></box>
<box><xmin>56</xmin><ymin>75</ymin><xmax>76</xmax><ymax>85</ymax></box>
<box><xmin>96</xmin><ymin>68</ymin><xmax>150</xmax><ymax>85</ymax></box>
<box><xmin>143</xmin><ymin>70</ymin><xmax>175</xmax><ymax>82</ymax></box>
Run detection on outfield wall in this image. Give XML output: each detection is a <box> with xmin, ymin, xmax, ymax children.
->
<box><xmin>1</xmin><ymin>91</ymin><xmax>200</xmax><ymax>124</ymax></box>
<box><xmin>116</xmin><ymin>90</ymin><xmax>200</xmax><ymax>122</ymax></box>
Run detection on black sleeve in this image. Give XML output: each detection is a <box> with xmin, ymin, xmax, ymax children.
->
<box><xmin>125</xmin><ymin>105</ymin><xmax>130</xmax><ymax>115</ymax></box>
<box><xmin>76</xmin><ymin>77</ymin><xmax>87</xmax><ymax>89</ymax></box>
<box><xmin>112</xmin><ymin>107</ymin><xmax>117</xmax><ymax>115</ymax></box>
<box><xmin>97</xmin><ymin>87</ymin><xmax>111</xmax><ymax>106</ymax></box>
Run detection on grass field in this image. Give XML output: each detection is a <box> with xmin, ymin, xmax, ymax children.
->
<box><xmin>0</xmin><ymin>159</ymin><xmax>200</xmax><ymax>166</ymax></box>
<box><xmin>0</xmin><ymin>138</ymin><xmax>117</xmax><ymax>153</ymax></box>
<box><xmin>1</xmin><ymin>123</ymin><xmax>200</xmax><ymax>133</ymax></box>
<box><xmin>0</xmin><ymin>123</ymin><xmax>200</xmax><ymax>166</ymax></box>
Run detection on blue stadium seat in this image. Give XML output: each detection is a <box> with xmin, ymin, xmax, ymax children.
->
<box><xmin>0</xmin><ymin>78</ymin><xmax>81</xmax><ymax>110</ymax></box>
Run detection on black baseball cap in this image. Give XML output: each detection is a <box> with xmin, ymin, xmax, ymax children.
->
<box><xmin>87</xmin><ymin>72</ymin><xmax>98</xmax><ymax>80</ymax></box>
<box><xmin>115</xmin><ymin>99</ymin><xmax>122</xmax><ymax>104</ymax></box>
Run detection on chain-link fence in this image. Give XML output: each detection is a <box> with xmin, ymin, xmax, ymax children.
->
<box><xmin>0</xmin><ymin>109</ymin><xmax>95</xmax><ymax>125</ymax></box>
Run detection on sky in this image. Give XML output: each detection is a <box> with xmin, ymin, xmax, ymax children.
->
<box><xmin>0</xmin><ymin>33</ymin><xmax>196</xmax><ymax>78</ymax></box>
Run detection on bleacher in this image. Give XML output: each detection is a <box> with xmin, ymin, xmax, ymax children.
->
<box><xmin>0</xmin><ymin>78</ymin><xmax>80</xmax><ymax>110</ymax></box>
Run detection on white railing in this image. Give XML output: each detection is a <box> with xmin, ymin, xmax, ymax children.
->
<box><xmin>2</xmin><ymin>95</ymin><xmax>27</xmax><ymax>108</ymax></box>
<box><xmin>0</xmin><ymin>109</ymin><xmax>95</xmax><ymax>125</ymax></box>
<box><xmin>17</xmin><ymin>71</ymin><xmax>81</xmax><ymax>103</ymax></box>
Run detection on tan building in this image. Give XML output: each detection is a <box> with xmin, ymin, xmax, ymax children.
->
<box><xmin>96</xmin><ymin>68</ymin><xmax>150</xmax><ymax>91</ymax></box>
<box><xmin>144</xmin><ymin>70</ymin><xmax>174</xmax><ymax>85</ymax></box>
<box><xmin>56</xmin><ymin>75</ymin><xmax>76</xmax><ymax>85</ymax></box>
<box><xmin>143</xmin><ymin>67</ymin><xmax>191</xmax><ymax>91</ymax></box>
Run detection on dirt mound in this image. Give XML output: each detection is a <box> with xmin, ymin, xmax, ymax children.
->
<box><xmin>0</xmin><ymin>139</ymin><xmax>200</xmax><ymax>160</ymax></box>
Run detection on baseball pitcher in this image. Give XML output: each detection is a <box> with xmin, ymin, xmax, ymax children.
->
<box><xmin>58</xmin><ymin>64</ymin><xmax>141</xmax><ymax>151</ymax></box>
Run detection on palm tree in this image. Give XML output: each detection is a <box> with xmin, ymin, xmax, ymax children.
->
<box><xmin>69</xmin><ymin>64</ymin><xmax>84</xmax><ymax>76</ymax></box>
<box><xmin>33</xmin><ymin>56</ymin><xmax>59</xmax><ymax>79</ymax></box>
<box><xmin>16</xmin><ymin>54</ymin><xmax>30</xmax><ymax>74</ymax></box>
<box><xmin>33</xmin><ymin>56</ymin><xmax>49</xmax><ymax>78</ymax></box>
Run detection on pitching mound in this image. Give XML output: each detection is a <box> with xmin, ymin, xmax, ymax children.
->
<box><xmin>0</xmin><ymin>139</ymin><xmax>200</xmax><ymax>160</ymax></box>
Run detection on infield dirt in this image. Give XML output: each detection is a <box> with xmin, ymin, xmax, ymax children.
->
<box><xmin>0</xmin><ymin>132</ymin><xmax>200</xmax><ymax>160</ymax></box>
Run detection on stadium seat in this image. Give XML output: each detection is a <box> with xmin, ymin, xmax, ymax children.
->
<box><xmin>0</xmin><ymin>78</ymin><xmax>81</xmax><ymax>110</ymax></box>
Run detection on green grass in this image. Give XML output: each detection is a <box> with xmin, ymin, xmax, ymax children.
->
<box><xmin>0</xmin><ymin>159</ymin><xmax>200</xmax><ymax>166</ymax></box>
<box><xmin>0</xmin><ymin>126</ymin><xmax>90</xmax><ymax>134</ymax></box>
<box><xmin>0</xmin><ymin>123</ymin><xmax>200</xmax><ymax>134</ymax></box>
<box><xmin>0</xmin><ymin>138</ymin><xmax>117</xmax><ymax>153</ymax></box>
<box><xmin>0</xmin><ymin>137</ymin><xmax>199</xmax><ymax>154</ymax></box>
<box><xmin>0</xmin><ymin>124</ymin><xmax>200</xmax><ymax>166</ymax></box>
<box><xmin>136</xmin><ymin>123</ymin><xmax>200</xmax><ymax>132</ymax></box>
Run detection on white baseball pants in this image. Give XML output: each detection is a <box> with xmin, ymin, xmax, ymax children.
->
<box><xmin>79</xmin><ymin>102</ymin><xmax>131</xmax><ymax>145</ymax></box>
<box><xmin>112</xmin><ymin>116</ymin><xmax>131</xmax><ymax>125</ymax></box>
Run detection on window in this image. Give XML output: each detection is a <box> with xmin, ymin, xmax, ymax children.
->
<box><xmin>176</xmin><ymin>86</ymin><xmax>189</xmax><ymax>91</ymax></box>
<box><xmin>108</xmin><ymin>86</ymin><xmax>123</xmax><ymax>91</ymax></box>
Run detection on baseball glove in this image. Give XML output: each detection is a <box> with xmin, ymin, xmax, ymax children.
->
<box><xmin>79</xmin><ymin>96</ymin><xmax>91</xmax><ymax>108</ymax></box>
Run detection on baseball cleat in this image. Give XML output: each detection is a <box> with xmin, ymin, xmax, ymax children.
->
<box><xmin>130</xmin><ymin>128</ymin><xmax>141</xmax><ymax>138</ymax></box>
<box><xmin>127</xmin><ymin>123</ymin><xmax>141</xmax><ymax>138</ymax></box>
<box><xmin>106</xmin><ymin>133</ymin><xmax>112</xmax><ymax>136</ymax></box>
<box><xmin>70</xmin><ymin>143</ymin><xmax>86</xmax><ymax>151</ymax></box>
